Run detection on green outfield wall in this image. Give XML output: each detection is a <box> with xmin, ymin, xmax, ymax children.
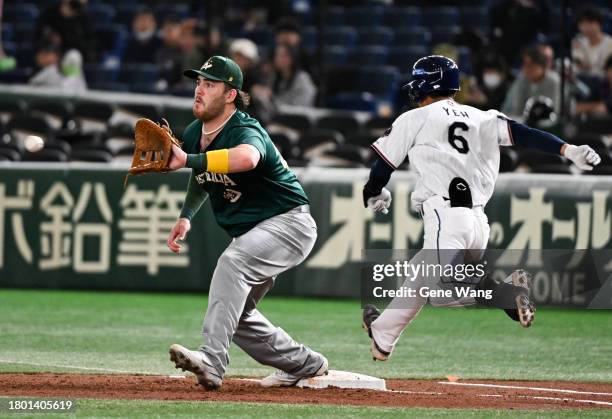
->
<box><xmin>0</xmin><ymin>164</ymin><xmax>610</xmax><ymax>306</ymax></box>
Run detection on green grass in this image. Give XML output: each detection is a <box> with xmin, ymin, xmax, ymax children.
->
<box><xmin>0</xmin><ymin>289</ymin><xmax>611</xmax><ymax>382</ymax></box>
<box><xmin>2</xmin><ymin>399</ymin><xmax>612</xmax><ymax>419</ymax></box>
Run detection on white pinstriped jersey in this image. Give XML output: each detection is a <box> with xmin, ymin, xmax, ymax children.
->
<box><xmin>372</xmin><ymin>99</ymin><xmax>513</xmax><ymax>211</ymax></box>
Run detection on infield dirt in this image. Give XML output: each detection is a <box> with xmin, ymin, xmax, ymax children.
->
<box><xmin>1</xmin><ymin>373</ymin><xmax>611</xmax><ymax>411</ymax></box>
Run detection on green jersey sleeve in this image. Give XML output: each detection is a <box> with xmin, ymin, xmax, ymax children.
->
<box><xmin>233</xmin><ymin>127</ymin><xmax>267</xmax><ymax>162</ymax></box>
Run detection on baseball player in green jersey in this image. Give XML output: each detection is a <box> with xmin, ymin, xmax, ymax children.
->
<box><xmin>165</xmin><ymin>56</ymin><xmax>328</xmax><ymax>390</ymax></box>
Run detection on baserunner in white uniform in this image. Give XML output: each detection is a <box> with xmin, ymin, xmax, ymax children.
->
<box><xmin>361</xmin><ymin>55</ymin><xmax>602</xmax><ymax>361</ymax></box>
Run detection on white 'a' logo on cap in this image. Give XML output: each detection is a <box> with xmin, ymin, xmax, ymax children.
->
<box><xmin>202</xmin><ymin>60</ymin><xmax>213</xmax><ymax>70</ymax></box>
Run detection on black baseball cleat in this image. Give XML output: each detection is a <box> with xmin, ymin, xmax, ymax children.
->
<box><xmin>362</xmin><ymin>304</ymin><xmax>391</xmax><ymax>361</ymax></box>
<box><xmin>510</xmin><ymin>270</ymin><xmax>535</xmax><ymax>328</ymax></box>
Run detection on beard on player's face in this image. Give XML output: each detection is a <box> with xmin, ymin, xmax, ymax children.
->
<box><xmin>193</xmin><ymin>80</ymin><xmax>228</xmax><ymax>122</ymax></box>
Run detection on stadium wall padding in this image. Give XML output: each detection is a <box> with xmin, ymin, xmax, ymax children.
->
<box><xmin>0</xmin><ymin>165</ymin><xmax>610</xmax><ymax>307</ymax></box>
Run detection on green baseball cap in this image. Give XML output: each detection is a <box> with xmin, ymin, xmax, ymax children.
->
<box><xmin>183</xmin><ymin>56</ymin><xmax>243</xmax><ymax>90</ymax></box>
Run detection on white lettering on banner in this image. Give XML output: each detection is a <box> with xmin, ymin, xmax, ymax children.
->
<box><xmin>117</xmin><ymin>184</ymin><xmax>189</xmax><ymax>275</ymax></box>
<box><xmin>307</xmin><ymin>183</ymin><xmax>373</xmax><ymax>268</ymax></box>
<box><xmin>308</xmin><ymin>186</ymin><xmax>611</xmax><ymax>269</ymax></box>
<box><xmin>0</xmin><ymin>181</ymin><xmax>34</xmax><ymax>267</ymax></box>
<box><xmin>39</xmin><ymin>182</ymin><xmax>114</xmax><ymax>271</ymax></box>
<box><xmin>72</xmin><ymin>183</ymin><xmax>113</xmax><ymax>273</ymax></box>
<box><xmin>39</xmin><ymin>182</ymin><xmax>74</xmax><ymax>269</ymax></box>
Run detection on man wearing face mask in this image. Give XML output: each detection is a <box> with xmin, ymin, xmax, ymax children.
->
<box><xmin>123</xmin><ymin>7</ymin><xmax>161</xmax><ymax>64</ymax></box>
<box><xmin>479</xmin><ymin>56</ymin><xmax>510</xmax><ymax>110</ymax></box>
<box><xmin>35</xmin><ymin>0</ymin><xmax>93</xmax><ymax>61</ymax></box>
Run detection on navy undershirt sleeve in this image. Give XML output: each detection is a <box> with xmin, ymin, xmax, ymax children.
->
<box><xmin>363</xmin><ymin>158</ymin><xmax>394</xmax><ymax>207</ymax></box>
<box><xmin>508</xmin><ymin>120</ymin><xmax>565</xmax><ymax>155</ymax></box>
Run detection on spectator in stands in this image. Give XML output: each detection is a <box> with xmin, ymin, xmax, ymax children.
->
<box><xmin>229</xmin><ymin>38</ymin><xmax>273</xmax><ymax>123</ymax></box>
<box><xmin>35</xmin><ymin>0</ymin><xmax>93</xmax><ymax>61</ymax></box>
<box><xmin>490</xmin><ymin>0</ymin><xmax>551</xmax><ymax>66</ymax></box>
<box><xmin>229</xmin><ymin>38</ymin><xmax>262</xmax><ymax>93</ymax></box>
<box><xmin>433</xmin><ymin>43</ymin><xmax>486</xmax><ymax>107</ymax></box>
<box><xmin>271</xmin><ymin>43</ymin><xmax>316</xmax><ymax>107</ymax></box>
<box><xmin>502</xmin><ymin>46</ymin><xmax>561</xmax><ymax>117</ymax></box>
<box><xmin>156</xmin><ymin>16</ymin><xmax>184</xmax><ymax>88</ymax></box>
<box><xmin>61</xmin><ymin>49</ymin><xmax>87</xmax><ymax>93</ymax></box>
<box><xmin>123</xmin><ymin>8</ymin><xmax>161</xmax><ymax>64</ymax></box>
<box><xmin>572</xmin><ymin>6</ymin><xmax>612</xmax><ymax>77</ymax></box>
<box><xmin>29</xmin><ymin>43</ymin><xmax>63</xmax><ymax>87</ymax></box>
<box><xmin>477</xmin><ymin>54</ymin><xmax>511</xmax><ymax>110</ymax></box>
<box><xmin>536</xmin><ymin>42</ymin><xmax>555</xmax><ymax>70</ymax></box>
<box><xmin>274</xmin><ymin>17</ymin><xmax>312</xmax><ymax>76</ymax></box>
<box><xmin>575</xmin><ymin>55</ymin><xmax>612</xmax><ymax>115</ymax></box>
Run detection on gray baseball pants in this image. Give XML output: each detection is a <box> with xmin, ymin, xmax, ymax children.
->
<box><xmin>199</xmin><ymin>205</ymin><xmax>324</xmax><ymax>378</ymax></box>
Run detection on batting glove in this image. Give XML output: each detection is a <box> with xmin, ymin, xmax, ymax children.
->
<box><xmin>366</xmin><ymin>188</ymin><xmax>392</xmax><ymax>214</ymax></box>
<box><xmin>563</xmin><ymin>144</ymin><xmax>601</xmax><ymax>171</ymax></box>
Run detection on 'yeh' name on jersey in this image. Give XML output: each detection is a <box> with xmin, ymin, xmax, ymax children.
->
<box><xmin>372</xmin><ymin>99</ymin><xmax>513</xmax><ymax>211</ymax></box>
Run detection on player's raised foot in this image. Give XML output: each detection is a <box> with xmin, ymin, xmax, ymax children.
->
<box><xmin>516</xmin><ymin>294</ymin><xmax>536</xmax><ymax>328</ymax></box>
<box><xmin>507</xmin><ymin>270</ymin><xmax>535</xmax><ymax>327</ymax></box>
<box><xmin>260</xmin><ymin>355</ymin><xmax>328</xmax><ymax>387</ymax></box>
<box><xmin>169</xmin><ymin>344</ymin><xmax>222</xmax><ymax>390</ymax></box>
<box><xmin>362</xmin><ymin>304</ymin><xmax>391</xmax><ymax>361</ymax></box>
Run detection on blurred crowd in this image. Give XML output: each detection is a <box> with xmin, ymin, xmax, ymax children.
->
<box><xmin>0</xmin><ymin>0</ymin><xmax>611</xmax><ymax>124</ymax></box>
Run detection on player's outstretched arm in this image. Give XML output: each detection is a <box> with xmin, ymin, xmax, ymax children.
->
<box><xmin>169</xmin><ymin>143</ymin><xmax>261</xmax><ymax>173</ymax></box>
<box><xmin>363</xmin><ymin>158</ymin><xmax>395</xmax><ymax>214</ymax></box>
<box><xmin>508</xmin><ymin>120</ymin><xmax>601</xmax><ymax>171</ymax></box>
<box><xmin>167</xmin><ymin>173</ymin><xmax>207</xmax><ymax>254</ymax></box>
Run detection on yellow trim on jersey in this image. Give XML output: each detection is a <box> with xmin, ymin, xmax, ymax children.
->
<box><xmin>206</xmin><ymin>149</ymin><xmax>229</xmax><ymax>173</ymax></box>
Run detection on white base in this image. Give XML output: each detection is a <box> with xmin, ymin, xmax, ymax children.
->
<box><xmin>296</xmin><ymin>370</ymin><xmax>386</xmax><ymax>391</ymax></box>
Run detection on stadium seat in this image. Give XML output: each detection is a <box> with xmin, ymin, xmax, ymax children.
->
<box><xmin>3</xmin><ymin>4</ymin><xmax>39</xmax><ymax>25</ymax></box>
<box><xmin>326</xmin><ymin>92</ymin><xmax>379</xmax><ymax>113</ymax></box>
<box><xmin>270</xmin><ymin>133</ymin><xmax>300</xmax><ymax>160</ymax></box>
<box><xmin>23</xmin><ymin>148</ymin><xmax>68</xmax><ymax>162</ymax></box>
<box><xmin>118</xmin><ymin>64</ymin><xmax>160</xmax><ymax>85</ymax></box>
<box><xmin>93</xmin><ymin>24</ymin><xmax>128</xmax><ymax>59</ymax></box>
<box><xmin>245</xmin><ymin>27</ymin><xmax>274</xmax><ymax>48</ymax></box>
<box><xmin>430</xmin><ymin>26</ymin><xmax>462</xmax><ymax>45</ymax></box>
<box><xmin>71</xmin><ymin>101</ymin><xmax>114</xmax><ymax>133</ymax></box>
<box><xmin>324</xmin><ymin>6</ymin><xmax>345</xmax><ymax>26</ymax></box>
<box><xmin>271</xmin><ymin>114</ymin><xmax>312</xmax><ymax>133</ymax></box>
<box><xmin>324</xmin><ymin>26</ymin><xmax>358</xmax><ymax>48</ymax></box>
<box><xmin>0</xmin><ymin>147</ymin><xmax>21</xmax><ymax>161</ymax></box>
<box><xmin>0</xmin><ymin>100</ymin><xmax>27</xmax><ymax>124</ymax></box>
<box><xmin>422</xmin><ymin>6</ymin><xmax>460</xmax><ymax>27</ymax></box>
<box><xmin>71</xmin><ymin>149</ymin><xmax>114</xmax><ymax>162</ymax></box>
<box><xmin>87</xmin><ymin>4</ymin><xmax>116</xmax><ymax>24</ymax></box>
<box><xmin>519</xmin><ymin>149</ymin><xmax>569</xmax><ymax>170</ymax></box>
<box><xmin>347</xmin><ymin>132</ymin><xmax>377</xmax><ymax>148</ymax></box>
<box><xmin>499</xmin><ymin>147</ymin><xmax>519</xmax><ymax>173</ymax></box>
<box><xmin>355</xmin><ymin>66</ymin><xmax>400</xmax><ymax>97</ymax></box>
<box><xmin>312</xmin><ymin>144</ymin><xmax>370</xmax><ymax>168</ymax></box>
<box><xmin>383</xmin><ymin>6</ymin><xmax>423</xmax><ymax>27</ymax></box>
<box><xmin>7</xmin><ymin>115</ymin><xmax>55</xmax><ymax>142</ymax></box>
<box><xmin>116</xmin><ymin>104</ymin><xmax>162</xmax><ymax>121</ymax></box>
<box><xmin>1</xmin><ymin>24</ymin><xmax>13</xmax><ymax>43</ymax></box>
<box><xmin>345</xmin><ymin>6</ymin><xmax>385</xmax><ymax>27</ymax></box>
<box><xmin>388</xmin><ymin>46</ymin><xmax>429</xmax><ymax>73</ymax></box>
<box><xmin>570</xmin><ymin>134</ymin><xmax>607</xmax><ymax>149</ymax></box>
<box><xmin>357</xmin><ymin>27</ymin><xmax>394</xmax><ymax>47</ymax></box>
<box><xmin>316</xmin><ymin>46</ymin><xmax>348</xmax><ymax>66</ymax></box>
<box><xmin>349</xmin><ymin>46</ymin><xmax>389</xmax><ymax>66</ymax></box>
<box><xmin>43</xmin><ymin>139</ymin><xmax>72</xmax><ymax>155</ymax></box>
<box><xmin>298</xmin><ymin>129</ymin><xmax>344</xmax><ymax>161</ymax></box>
<box><xmin>28</xmin><ymin>102</ymin><xmax>73</xmax><ymax>131</ymax></box>
<box><xmin>12</xmin><ymin>23</ymin><xmax>35</xmax><ymax>43</ymax></box>
<box><xmin>394</xmin><ymin>28</ymin><xmax>432</xmax><ymax>48</ymax></box>
<box><xmin>462</xmin><ymin>6</ymin><xmax>489</xmax><ymax>32</ymax></box>
<box><xmin>84</xmin><ymin>63</ymin><xmax>120</xmax><ymax>85</ymax></box>
<box><xmin>365</xmin><ymin>116</ymin><xmax>393</xmax><ymax>135</ymax></box>
<box><xmin>317</xmin><ymin>114</ymin><xmax>361</xmax><ymax>137</ymax></box>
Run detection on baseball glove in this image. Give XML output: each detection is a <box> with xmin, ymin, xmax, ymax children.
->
<box><xmin>127</xmin><ymin>118</ymin><xmax>182</xmax><ymax>176</ymax></box>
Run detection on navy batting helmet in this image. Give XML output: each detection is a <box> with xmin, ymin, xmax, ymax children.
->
<box><xmin>404</xmin><ymin>55</ymin><xmax>460</xmax><ymax>103</ymax></box>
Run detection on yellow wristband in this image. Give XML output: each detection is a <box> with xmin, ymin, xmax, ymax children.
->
<box><xmin>206</xmin><ymin>149</ymin><xmax>230</xmax><ymax>174</ymax></box>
